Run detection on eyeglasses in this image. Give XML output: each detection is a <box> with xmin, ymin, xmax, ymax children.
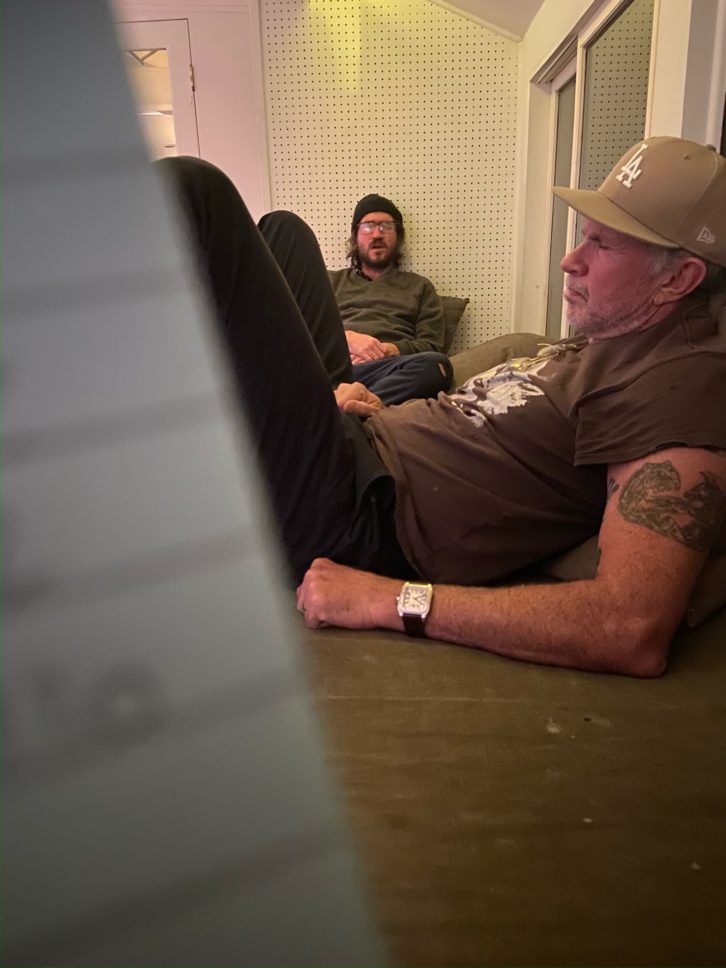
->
<box><xmin>358</xmin><ymin>220</ymin><xmax>398</xmax><ymax>234</ymax></box>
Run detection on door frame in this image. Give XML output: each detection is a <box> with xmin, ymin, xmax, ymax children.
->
<box><xmin>116</xmin><ymin>18</ymin><xmax>200</xmax><ymax>157</ymax></box>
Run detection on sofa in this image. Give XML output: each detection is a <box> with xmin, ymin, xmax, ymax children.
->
<box><xmin>302</xmin><ymin>317</ymin><xmax>726</xmax><ymax>966</ymax></box>
<box><xmin>304</xmin><ymin>606</ymin><xmax>725</xmax><ymax>966</ymax></box>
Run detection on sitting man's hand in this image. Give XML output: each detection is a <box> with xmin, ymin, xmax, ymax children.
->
<box><xmin>345</xmin><ymin>329</ymin><xmax>387</xmax><ymax>362</ymax></box>
<box><xmin>334</xmin><ymin>381</ymin><xmax>384</xmax><ymax>417</ymax></box>
<box><xmin>381</xmin><ymin>342</ymin><xmax>400</xmax><ymax>357</ymax></box>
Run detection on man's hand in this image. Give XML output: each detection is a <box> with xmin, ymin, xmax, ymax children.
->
<box><xmin>297</xmin><ymin>558</ymin><xmax>400</xmax><ymax>630</ymax></box>
<box><xmin>382</xmin><ymin>342</ymin><xmax>400</xmax><ymax>356</ymax></box>
<box><xmin>345</xmin><ymin>330</ymin><xmax>387</xmax><ymax>362</ymax></box>
<box><xmin>333</xmin><ymin>381</ymin><xmax>384</xmax><ymax>417</ymax></box>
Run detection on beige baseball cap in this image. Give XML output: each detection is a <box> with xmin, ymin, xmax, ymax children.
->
<box><xmin>553</xmin><ymin>136</ymin><xmax>726</xmax><ymax>268</ymax></box>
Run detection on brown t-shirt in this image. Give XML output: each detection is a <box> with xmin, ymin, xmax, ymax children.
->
<box><xmin>366</xmin><ymin>299</ymin><xmax>726</xmax><ymax>584</ymax></box>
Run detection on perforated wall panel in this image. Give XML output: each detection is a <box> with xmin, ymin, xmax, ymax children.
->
<box><xmin>261</xmin><ymin>0</ymin><xmax>518</xmax><ymax>350</ymax></box>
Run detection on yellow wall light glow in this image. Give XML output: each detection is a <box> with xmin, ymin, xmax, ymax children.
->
<box><xmin>309</xmin><ymin>0</ymin><xmax>362</xmax><ymax>91</ymax></box>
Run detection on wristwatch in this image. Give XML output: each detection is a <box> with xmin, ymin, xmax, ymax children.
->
<box><xmin>396</xmin><ymin>581</ymin><xmax>433</xmax><ymax>638</ymax></box>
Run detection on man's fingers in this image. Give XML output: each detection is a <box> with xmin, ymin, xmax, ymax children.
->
<box><xmin>295</xmin><ymin>583</ymin><xmax>306</xmax><ymax>616</ymax></box>
<box><xmin>342</xmin><ymin>400</ymin><xmax>378</xmax><ymax>417</ymax></box>
<box><xmin>347</xmin><ymin>331</ymin><xmax>386</xmax><ymax>361</ymax></box>
<box><xmin>360</xmin><ymin>338</ymin><xmax>385</xmax><ymax>360</ymax></box>
<box><xmin>298</xmin><ymin>559</ymin><xmax>328</xmax><ymax>626</ymax></box>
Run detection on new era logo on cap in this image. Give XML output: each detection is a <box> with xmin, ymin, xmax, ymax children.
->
<box><xmin>697</xmin><ymin>226</ymin><xmax>716</xmax><ymax>245</ymax></box>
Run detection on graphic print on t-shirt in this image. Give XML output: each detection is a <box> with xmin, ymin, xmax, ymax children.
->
<box><xmin>448</xmin><ymin>356</ymin><xmax>550</xmax><ymax>428</ymax></box>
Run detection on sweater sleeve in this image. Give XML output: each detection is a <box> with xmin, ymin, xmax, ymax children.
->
<box><xmin>394</xmin><ymin>279</ymin><xmax>446</xmax><ymax>356</ymax></box>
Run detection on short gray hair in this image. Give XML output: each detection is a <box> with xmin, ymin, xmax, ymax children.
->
<box><xmin>649</xmin><ymin>245</ymin><xmax>726</xmax><ymax>295</ymax></box>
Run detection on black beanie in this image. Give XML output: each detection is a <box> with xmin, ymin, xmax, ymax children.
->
<box><xmin>352</xmin><ymin>194</ymin><xmax>403</xmax><ymax>232</ymax></box>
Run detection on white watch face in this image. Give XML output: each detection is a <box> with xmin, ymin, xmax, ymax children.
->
<box><xmin>399</xmin><ymin>583</ymin><xmax>432</xmax><ymax>617</ymax></box>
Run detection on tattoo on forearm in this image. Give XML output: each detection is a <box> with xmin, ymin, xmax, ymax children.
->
<box><xmin>618</xmin><ymin>460</ymin><xmax>725</xmax><ymax>552</ymax></box>
<box><xmin>606</xmin><ymin>477</ymin><xmax>620</xmax><ymax>500</ymax></box>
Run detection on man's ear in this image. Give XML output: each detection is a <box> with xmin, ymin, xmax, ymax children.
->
<box><xmin>653</xmin><ymin>256</ymin><xmax>707</xmax><ymax>305</ymax></box>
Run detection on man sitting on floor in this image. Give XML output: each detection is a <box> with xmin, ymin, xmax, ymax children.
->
<box><xmin>327</xmin><ymin>194</ymin><xmax>452</xmax><ymax>405</ymax></box>
<box><xmin>160</xmin><ymin>136</ymin><xmax>726</xmax><ymax>677</ymax></box>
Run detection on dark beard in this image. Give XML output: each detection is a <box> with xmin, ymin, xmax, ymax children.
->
<box><xmin>359</xmin><ymin>245</ymin><xmax>398</xmax><ymax>272</ymax></box>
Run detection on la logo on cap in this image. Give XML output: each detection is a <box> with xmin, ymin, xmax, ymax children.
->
<box><xmin>616</xmin><ymin>143</ymin><xmax>648</xmax><ymax>189</ymax></box>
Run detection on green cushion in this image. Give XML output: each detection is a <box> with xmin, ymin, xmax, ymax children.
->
<box><xmin>440</xmin><ymin>295</ymin><xmax>469</xmax><ymax>354</ymax></box>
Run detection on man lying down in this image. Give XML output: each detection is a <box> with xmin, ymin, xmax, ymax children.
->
<box><xmin>158</xmin><ymin>136</ymin><xmax>726</xmax><ymax>677</ymax></box>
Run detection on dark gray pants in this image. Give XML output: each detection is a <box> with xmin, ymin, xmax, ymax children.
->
<box><xmin>157</xmin><ymin>156</ymin><xmax>413</xmax><ymax>582</ymax></box>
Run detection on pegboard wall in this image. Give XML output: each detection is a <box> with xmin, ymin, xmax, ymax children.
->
<box><xmin>260</xmin><ymin>0</ymin><xmax>519</xmax><ymax>351</ymax></box>
<box><xmin>579</xmin><ymin>0</ymin><xmax>654</xmax><ymax>191</ymax></box>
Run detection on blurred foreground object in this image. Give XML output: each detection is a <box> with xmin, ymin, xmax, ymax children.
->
<box><xmin>1</xmin><ymin>2</ymin><xmax>383</xmax><ymax>964</ymax></box>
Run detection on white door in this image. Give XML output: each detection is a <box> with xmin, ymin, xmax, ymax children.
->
<box><xmin>116</xmin><ymin>19</ymin><xmax>199</xmax><ymax>159</ymax></box>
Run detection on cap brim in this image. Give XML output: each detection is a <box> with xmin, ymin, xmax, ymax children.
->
<box><xmin>552</xmin><ymin>186</ymin><xmax>679</xmax><ymax>249</ymax></box>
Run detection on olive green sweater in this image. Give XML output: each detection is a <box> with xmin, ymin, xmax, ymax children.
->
<box><xmin>327</xmin><ymin>266</ymin><xmax>445</xmax><ymax>356</ymax></box>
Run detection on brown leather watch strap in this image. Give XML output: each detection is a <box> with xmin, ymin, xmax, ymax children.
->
<box><xmin>402</xmin><ymin>613</ymin><xmax>427</xmax><ymax>637</ymax></box>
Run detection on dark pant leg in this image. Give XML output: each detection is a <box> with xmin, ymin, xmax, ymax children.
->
<box><xmin>258</xmin><ymin>211</ymin><xmax>352</xmax><ymax>388</ymax></box>
<box><xmin>353</xmin><ymin>352</ymin><xmax>453</xmax><ymax>405</ymax></box>
<box><xmin>156</xmin><ymin>156</ymin><xmax>395</xmax><ymax>581</ymax></box>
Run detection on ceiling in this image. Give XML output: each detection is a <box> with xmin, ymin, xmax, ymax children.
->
<box><xmin>431</xmin><ymin>0</ymin><xmax>546</xmax><ymax>40</ymax></box>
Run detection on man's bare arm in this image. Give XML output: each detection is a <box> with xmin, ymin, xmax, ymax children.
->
<box><xmin>297</xmin><ymin>447</ymin><xmax>725</xmax><ymax>677</ymax></box>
